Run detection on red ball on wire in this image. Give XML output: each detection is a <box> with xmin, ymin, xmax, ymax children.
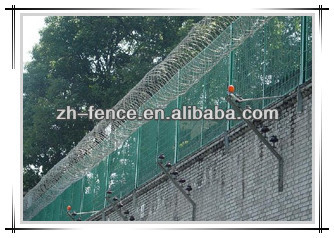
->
<box><xmin>228</xmin><ymin>85</ymin><xmax>235</xmax><ymax>93</ymax></box>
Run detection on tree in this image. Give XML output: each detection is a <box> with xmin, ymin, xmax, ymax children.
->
<box><xmin>23</xmin><ymin>16</ymin><xmax>202</xmax><ymax>192</ymax></box>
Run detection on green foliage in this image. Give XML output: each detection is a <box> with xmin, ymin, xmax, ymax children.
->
<box><xmin>23</xmin><ymin>16</ymin><xmax>202</xmax><ymax>192</ymax></box>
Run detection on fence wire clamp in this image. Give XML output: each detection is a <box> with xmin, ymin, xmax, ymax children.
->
<box><xmin>225</xmin><ymin>93</ymin><xmax>284</xmax><ymax>192</ymax></box>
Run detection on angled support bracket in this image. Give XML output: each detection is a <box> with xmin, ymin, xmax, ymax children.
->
<box><xmin>66</xmin><ymin>211</ymin><xmax>76</xmax><ymax>221</ymax></box>
<box><xmin>225</xmin><ymin>95</ymin><xmax>284</xmax><ymax>192</ymax></box>
<box><xmin>114</xmin><ymin>205</ymin><xmax>127</xmax><ymax>221</ymax></box>
<box><xmin>157</xmin><ymin>162</ymin><xmax>197</xmax><ymax>221</ymax></box>
<box><xmin>131</xmin><ymin>189</ymin><xmax>137</xmax><ymax>220</ymax></box>
<box><xmin>223</xmin><ymin>131</ymin><xmax>229</xmax><ymax>149</ymax></box>
<box><xmin>106</xmin><ymin>196</ymin><xmax>127</xmax><ymax>221</ymax></box>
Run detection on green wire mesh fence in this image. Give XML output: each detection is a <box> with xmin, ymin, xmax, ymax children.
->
<box><xmin>28</xmin><ymin>16</ymin><xmax>311</xmax><ymax>221</ymax></box>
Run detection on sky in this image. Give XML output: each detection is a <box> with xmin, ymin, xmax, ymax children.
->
<box><xmin>23</xmin><ymin>16</ymin><xmax>46</xmax><ymax>68</ymax></box>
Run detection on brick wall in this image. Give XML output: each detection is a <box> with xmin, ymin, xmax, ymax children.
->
<box><xmin>90</xmin><ymin>81</ymin><xmax>312</xmax><ymax>221</ymax></box>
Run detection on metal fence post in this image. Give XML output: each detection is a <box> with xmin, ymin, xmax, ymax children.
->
<box><xmin>299</xmin><ymin>16</ymin><xmax>307</xmax><ymax>85</ymax></box>
<box><xmin>200</xmin><ymin>76</ymin><xmax>207</xmax><ymax>146</ymax></box>
<box><xmin>156</xmin><ymin>115</ymin><xmax>160</xmax><ymax>170</ymax></box>
<box><xmin>297</xmin><ymin>16</ymin><xmax>307</xmax><ymax>112</ymax></box>
<box><xmin>103</xmin><ymin>155</ymin><xmax>110</xmax><ymax>209</ymax></box>
<box><xmin>134</xmin><ymin>128</ymin><xmax>141</xmax><ymax>188</ymax></box>
<box><xmin>79</xmin><ymin>177</ymin><xmax>85</xmax><ymax>218</ymax></box>
<box><xmin>225</xmin><ymin>95</ymin><xmax>284</xmax><ymax>192</ymax></box>
<box><xmin>174</xmin><ymin>71</ymin><xmax>181</xmax><ymax>163</ymax></box>
<box><xmin>157</xmin><ymin>162</ymin><xmax>197</xmax><ymax>220</ymax></box>
<box><xmin>262</xmin><ymin>24</ymin><xmax>267</xmax><ymax>108</ymax></box>
<box><xmin>227</xmin><ymin>23</ymin><xmax>234</xmax><ymax>131</ymax></box>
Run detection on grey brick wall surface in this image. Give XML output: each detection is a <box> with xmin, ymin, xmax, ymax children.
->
<box><xmin>91</xmin><ymin>81</ymin><xmax>312</xmax><ymax>221</ymax></box>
